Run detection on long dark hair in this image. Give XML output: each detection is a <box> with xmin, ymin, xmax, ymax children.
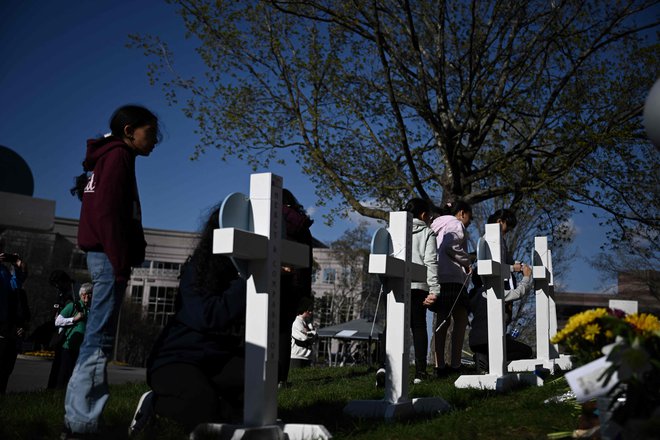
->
<box><xmin>70</xmin><ymin>105</ymin><xmax>160</xmax><ymax>200</ymax></box>
<box><xmin>191</xmin><ymin>206</ymin><xmax>239</xmax><ymax>294</ymax></box>
<box><xmin>404</xmin><ymin>198</ymin><xmax>430</xmax><ymax>218</ymax></box>
<box><xmin>487</xmin><ymin>209</ymin><xmax>517</xmax><ymax>229</ymax></box>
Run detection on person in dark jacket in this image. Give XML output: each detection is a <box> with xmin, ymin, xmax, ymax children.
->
<box><xmin>130</xmin><ymin>207</ymin><xmax>247</xmax><ymax>435</ymax></box>
<box><xmin>469</xmin><ymin>263</ymin><xmax>534</xmax><ymax>372</ymax></box>
<box><xmin>62</xmin><ymin>105</ymin><xmax>159</xmax><ymax>439</ymax></box>
<box><xmin>278</xmin><ymin>189</ymin><xmax>314</xmax><ymax>387</ymax></box>
<box><xmin>0</xmin><ymin>239</ymin><xmax>29</xmax><ymax>394</ymax></box>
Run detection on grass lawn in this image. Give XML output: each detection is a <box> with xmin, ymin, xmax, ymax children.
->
<box><xmin>0</xmin><ymin>366</ymin><xmax>579</xmax><ymax>439</ymax></box>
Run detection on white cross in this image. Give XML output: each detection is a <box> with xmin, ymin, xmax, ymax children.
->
<box><xmin>344</xmin><ymin>211</ymin><xmax>449</xmax><ymax>419</ymax></box>
<box><xmin>208</xmin><ymin>173</ymin><xmax>330</xmax><ymax>440</ymax></box>
<box><xmin>508</xmin><ymin>236</ymin><xmax>572</xmax><ymax>373</ymax></box>
<box><xmin>455</xmin><ymin>223</ymin><xmax>540</xmax><ymax>391</ymax></box>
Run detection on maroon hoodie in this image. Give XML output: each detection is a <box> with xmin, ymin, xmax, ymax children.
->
<box><xmin>77</xmin><ymin>136</ymin><xmax>146</xmax><ymax>282</ymax></box>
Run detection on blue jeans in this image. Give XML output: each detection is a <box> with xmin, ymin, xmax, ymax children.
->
<box><xmin>64</xmin><ymin>252</ymin><xmax>126</xmax><ymax>433</ymax></box>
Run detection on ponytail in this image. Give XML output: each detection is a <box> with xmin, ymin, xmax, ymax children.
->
<box><xmin>70</xmin><ymin>170</ymin><xmax>89</xmax><ymax>201</ymax></box>
<box><xmin>440</xmin><ymin>200</ymin><xmax>472</xmax><ymax>216</ymax></box>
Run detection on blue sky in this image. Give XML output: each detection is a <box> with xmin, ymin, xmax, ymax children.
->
<box><xmin>1</xmin><ymin>0</ymin><xmax>616</xmax><ymax>292</ymax></box>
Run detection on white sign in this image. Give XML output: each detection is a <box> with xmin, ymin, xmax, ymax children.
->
<box><xmin>565</xmin><ymin>356</ymin><xmax>619</xmax><ymax>402</ymax></box>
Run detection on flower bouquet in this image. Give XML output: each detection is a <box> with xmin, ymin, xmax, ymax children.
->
<box><xmin>550</xmin><ymin>308</ymin><xmax>660</xmax><ymax>439</ymax></box>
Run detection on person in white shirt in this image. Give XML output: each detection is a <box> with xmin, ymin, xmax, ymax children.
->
<box><xmin>290</xmin><ymin>298</ymin><xmax>316</xmax><ymax>369</ymax></box>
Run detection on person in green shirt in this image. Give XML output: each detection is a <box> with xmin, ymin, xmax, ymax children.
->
<box><xmin>54</xmin><ymin>283</ymin><xmax>92</xmax><ymax>389</ymax></box>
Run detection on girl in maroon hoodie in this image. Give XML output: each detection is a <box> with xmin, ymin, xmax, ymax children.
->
<box><xmin>62</xmin><ymin>105</ymin><xmax>159</xmax><ymax>438</ymax></box>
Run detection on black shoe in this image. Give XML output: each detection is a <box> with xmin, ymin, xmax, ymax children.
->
<box><xmin>433</xmin><ymin>366</ymin><xmax>449</xmax><ymax>379</ymax></box>
<box><xmin>375</xmin><ymin>368</ymin><xmax>386</xmax><ymax>388</ymax></box>
<box><xmin>128</xmin><ymin>390</ymin><xmax>155</xmax><ymax>437</ymax></box>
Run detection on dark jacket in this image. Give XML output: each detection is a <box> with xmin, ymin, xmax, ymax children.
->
<box><xmin>147</xmin><ymin>258</ymin><xmax>247</xmax><ymax>382</ymax></box>
<box><xmin>280</xmin><ymin>205</ymin><xmax>313</xmax><ymax>330</ymax></box>
<box><xmin>77</xmin><ymin>137</ymin><xmax>146</xmax><ymax>281</ymax></box>
<box><xmin>0</xmin><ymin>264</ymin><xmax>28</xmax><ymax>337</ymax></box>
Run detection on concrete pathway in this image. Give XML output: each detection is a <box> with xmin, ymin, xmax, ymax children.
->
<box><xmin>6</xmin><ymin>355</ymin><xmax>146</xmax><ymax>393</ymax></box>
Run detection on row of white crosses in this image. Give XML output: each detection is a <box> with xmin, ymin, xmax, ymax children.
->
<box><xmin>208</xmin><ymin>173</ymin><xmax>331</xmax><ymax>440</ymax></box>
<box><xmin>207</xmin><ymin>173</ymin><xmax>627</xmax><ymax>432</ymax></box>
<box><xmin>454</xmin><ymin>223</ymin><xmax>541</xmax><ymax>390</ymax></box>
<box><xmin>344</xmin><ymin>211</ymin><xmax>449</xmax><ymax>420</ymax></box>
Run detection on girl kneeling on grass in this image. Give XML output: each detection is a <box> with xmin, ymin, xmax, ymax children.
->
<box><xmin>130</xmin><ymin>207</ymin><xmax>246</xmax><ymax>436</ymax></box>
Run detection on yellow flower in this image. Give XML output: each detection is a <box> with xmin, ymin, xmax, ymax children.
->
<box><xmin>625</xmin><ymin>313</ymin><xmax>660</xmax><ymax>334</ymax></box>
<box><xmin>583</xmin><ymin>323</ymin><xmax>600</xmax><ymax>342</ymax></box>
<box><xmin>552</xmin><ymin>308</ymin><xmax>608</xmax><ymax>344</ymax></box>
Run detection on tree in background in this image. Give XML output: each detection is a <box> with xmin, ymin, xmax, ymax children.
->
<box><xmin>131</xmin><ymin>0</ymin><xmax>659</xmax><ymax>256</ymax></box>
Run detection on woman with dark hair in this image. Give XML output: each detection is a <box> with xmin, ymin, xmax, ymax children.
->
<box><xmin>278</xmin><ymin>188</ymin><xmax>314</xmax><ymax>386</ymax></box>
<box><xmin>63</xmin><ymin>105</ymin><xmax>159</xmax><ymax>439</ymax></box>
<box><xmin>404</xmin><ymin>198</ymin><xmax>440</xmax><ymax>383</ymax></box>
<box><xmin>430</xmin><ymin>200</ymin><xmax>473</xmax><ymax>377</ymax></box>
<box><xmin>129</xmin><ymin>207</ymin><xmax>247</xmax><ymax>435</ymax></box>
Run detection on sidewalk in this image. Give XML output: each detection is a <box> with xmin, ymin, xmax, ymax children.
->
<box><xmin>7</xmin><ymin>355</ymin><xmax>146</xmax><ymax>393</ymax></box>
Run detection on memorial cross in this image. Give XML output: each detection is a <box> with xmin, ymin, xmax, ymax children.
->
<box><xmin>207</xmin><ymin>173</ymin><xmax>330</xmax><ymax>440</ymax></box>
<box><xmin>454</xmin><ymin>223</ymin><xmax>541</xmax><ymax>391</ymax></box>
<box><xmin>508</xmin><ymin>236</ymin><xmax>572</xmax><ymax>373</ymax></box>
<box><xmin>344</xmin><ymin>211</ymin><xmax>449</xmax><ymax>420</ymax></box>
<box><xmin>608</xmin><ymin>299</ymin><xmax>638</xmax><ymax>315</ymax></box>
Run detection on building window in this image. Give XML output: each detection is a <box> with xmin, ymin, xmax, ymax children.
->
<box><xmin>323</xmin><ymin>268</ymin><xmax>336</xmax><ymax>284</ymax></box>
<box><xmin>130</xmin><ymin>285</ymin><xmax>144</xmax><ymax>305</ymax></box>
<box><xmin>147</xmin><ymin>285</ymin><xmax>178</xmax><ymax>326</ymax></box>
<box><xmin>154</xmin><ymin>261</ymin><xmax>181</xmax><ymax>271</ymax></box>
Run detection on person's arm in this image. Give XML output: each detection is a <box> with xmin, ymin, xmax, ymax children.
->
<box><xmin>504</xmin><ymin>265</ymin><xmax>533</xmax><ymax>302</ymax></box>
<box><xmin>424</xmin><ymin>231</ymin><xmax>440</xmax><ymax>296</ymax></box>
<box><xmin>54</xmin><ymin>303</ymin><xmax>82</xmax><ymax>327</ymax></box>
<box><xmin>291</xmin><ymin>317</ymin><xmax>311</xmax><ymax>342</ymax></box>
<box><xmin>9</xmin><ymin>260</ymin><xmax>27</xmax><ymax>290</ymax></box>
<box><xmin>198</xmin><ymin>278</ymin><xmax>247</xmax><ymax>331</ymax></box>
<box><xmin>92</xmin><ymin>149</ymin><xmax>137</xmax><ymax>282</ymax></box>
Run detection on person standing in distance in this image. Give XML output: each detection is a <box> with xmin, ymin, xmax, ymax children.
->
<box><xmin>62</xmin><ymin>105</ymin><xmax>159</xmax><ymax>438</ymax></box>
<box><xmin>54</xmin><ymin>283</ymin><xmax>93</xmax><ymax>389</ymax></box>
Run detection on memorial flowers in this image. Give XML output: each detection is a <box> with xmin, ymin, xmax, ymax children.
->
<box><xmin>550</xmin><ymin>308</ymin><xmax>628</xmax><ymax>366</ymax></box>
<box><xmin>552</xmin><ymin>308</ymin><xmax>660</xmax><ymax>438</ymax></box>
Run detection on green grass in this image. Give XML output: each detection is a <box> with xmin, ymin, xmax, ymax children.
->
<box><xmin>0</xmin><ymin>367</ymin><xmax>579</xmax><ymax>439</ymax></box>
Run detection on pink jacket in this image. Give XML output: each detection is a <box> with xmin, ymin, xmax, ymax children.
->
<box><xmin>430</xmin><ymin>215</ymin><xmax>471</xmax><ymax>284</ymax></box>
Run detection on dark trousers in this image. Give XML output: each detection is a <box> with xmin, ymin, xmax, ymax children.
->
<box><xmin>471</xmin><ymin>335</ymin><xmax>533</xmax><ymax>371</ymax></box>
<box><xmin>0</xmin><ymin>337</ymin><xmax>18</xmax><ymax>394</ymax></box>
<box><xmin>278</xmin><ymin>330</ymin><xmax>292</xmax><ymax>383</ymax></box>
<box><xmin>47</xmin><ymin>344</ymin><xmax>64</xmax><ymax>389</ymax></box>
<box><xmin>150</xmin><ymin>358</ymin><xmax>244</xmax><ymax>432</ymax></box>
<box><xmin>410</xmin><ymin>289</ymin><xmax>428</xmax><ymax>373</ymax></box>
<box><xmin>55</xmin><ymin>348</ymin><xmax>80</xmax><ymax>389</ymax></box>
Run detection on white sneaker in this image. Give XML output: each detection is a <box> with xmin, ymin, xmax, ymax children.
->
<box><xmin>413</xmin><ymin>377</ymin><xmax>423</xmax><ymax>385</ymax></box>
<box><xmin>128</xmin><ymin>390</ymin><xmax>154</xmax><ymax>437</ymax></box>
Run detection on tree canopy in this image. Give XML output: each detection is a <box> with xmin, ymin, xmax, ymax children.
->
<box><xmin>132</xmin><ymin>0</ymin><xmax>659</xmax><ymax>252</ymax></box>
